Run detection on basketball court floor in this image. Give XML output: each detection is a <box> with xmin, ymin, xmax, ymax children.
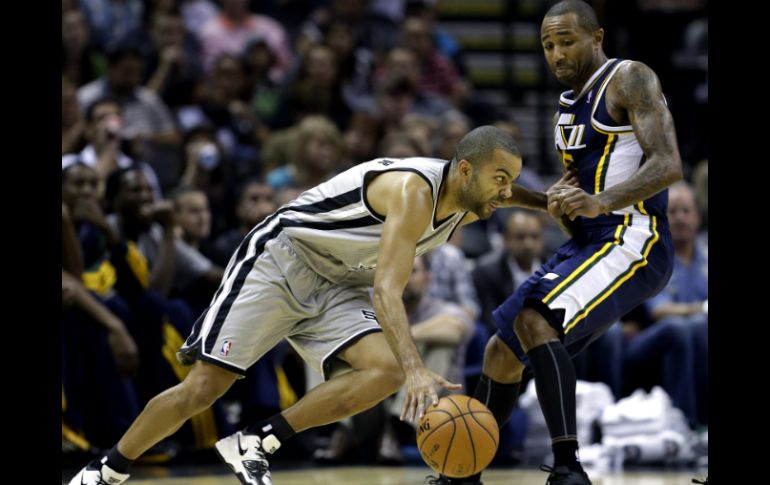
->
<box><xmin>61</xmin><ymin>465</ymin><xmax>705</xmax><ymax>484</ymax></box>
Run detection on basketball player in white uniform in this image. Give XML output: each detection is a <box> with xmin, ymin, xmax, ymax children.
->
<box><xmin>70</xmin><ymin>126</ymin><xmax>572</xmax><ymax>485</ymax></box>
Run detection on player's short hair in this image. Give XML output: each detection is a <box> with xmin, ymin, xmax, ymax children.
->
<box><xmin>545</xmin><ymin>0</ymin><xmax>601</xmax><ymax>33</ymax></box>
<box><xmin>452</xmin><ymin>125</ymin><xmax>520</xmax><ymax>168</ymax></box>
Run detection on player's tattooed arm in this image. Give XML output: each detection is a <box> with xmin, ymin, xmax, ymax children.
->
<box><xmin>595</xmin><ymin>61</ymin><xmax>683</xmax><ymax>212</ymax></box>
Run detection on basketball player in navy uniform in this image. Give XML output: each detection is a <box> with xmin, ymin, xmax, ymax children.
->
<box><xmin>69</xmin><ymin>125</ymin><xmax>576</xmax><ymax>485</ymax></box>
<box><xmin>430</xmin><ymin>1</ymin><xmax>683</xmax><ymax>484</ymax></box>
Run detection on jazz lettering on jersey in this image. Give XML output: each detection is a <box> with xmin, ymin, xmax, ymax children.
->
<box><xmin>554</xmin><ymin>113</ymin><xmax>586</xmax><ymax>151</ymax></box>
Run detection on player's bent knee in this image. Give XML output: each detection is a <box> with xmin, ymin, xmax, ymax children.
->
<box><xmin>377</xmin><ymin>358</ymin><xmax>406</xmax><ymax>393</ymax></box>
<box><xmin>484</xmin><ymin>335</ymin><xmax>524</xmax><ymax>381</ymax></box>
<box><xmin>513</xmin><ymin>308</ymin><xmax>559</xmax><ymax>351</ymax></box>
<box><xmin>181</xmin><ymin>362</ymin><xmax>238</xmax><ymax>409</ymax></box>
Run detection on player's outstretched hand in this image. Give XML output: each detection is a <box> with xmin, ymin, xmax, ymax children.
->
<box><xmin>401</xmin><ymin>367</ymin><xmax>462</xmax><ymax>424</ymax></box>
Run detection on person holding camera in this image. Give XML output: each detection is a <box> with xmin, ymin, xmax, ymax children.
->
<box><xmin>62</xmin><ymin>97</ymin><xmax>162</xmax><ymax>200</ymax></box>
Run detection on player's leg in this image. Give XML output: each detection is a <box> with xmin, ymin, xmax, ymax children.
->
<box><xmin>115</xmin><ymin>361</ymin><xmax>238</xmax><ymax>458</ymax></box>
<box><xmin>283</xmin><ymin>331</ymin><xmax>404</xmax><ymax>431</ymax></box>
<box><xmin>67</xmin><ymin>361</ymin><xmax>239</xmax><ymax>485</ymax></box>
<box><xmin>514</xmin><ymin>216</ymin><xmax>672</xmax><ymax>484</ymax></box>
<box><xmin>433</xmin><ymin>249</ymin><xmax>574</xmax><ymax>485</ymax></box>
<box><xmin>239</xmin><ymin>283</ymin><xmax>403</xmax><ymax>446</ymax></box>
<box><xmin>69</xmin><ymin>235</ymin><xmax>304</xmax><ymax>485</ymax></box>
<box><xmin>218</xmin><ymin>330</ymin><xmax>402</xmax><ymax>485</ymax></box>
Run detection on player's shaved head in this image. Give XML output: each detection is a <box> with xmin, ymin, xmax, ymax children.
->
<box><xmin>545</xmin><ymin>0</ymin><xmax>600</xmax><ymax>33</ymax></box>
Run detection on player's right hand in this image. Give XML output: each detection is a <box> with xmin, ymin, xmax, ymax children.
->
<box><xmin>401</xmin><ymin>367</ymin><xmax>461</xmax><ymax>424</ymax></box>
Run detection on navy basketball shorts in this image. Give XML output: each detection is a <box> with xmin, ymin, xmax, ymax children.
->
<box><xmin>494</xmin><ymin>214</ymin><xmax>674</xmax><ymax>366</ymax></box>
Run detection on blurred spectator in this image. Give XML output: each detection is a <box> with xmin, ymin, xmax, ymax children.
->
<box><xmin>427</xmin><ymin>242</ymin><xmax>481</xmax><ymax>322</ymax></box>
<box><xmin>78</xmin><ymin>47</ymin><xmax>182</xmax><ymax>187</ymax></box>
<box><xmin>272</xmin><ymin>44</ymin><xmax>352</xmax><ymax>130</ymax></box>
<box><xmin>402</xmin><ymin>16</ymin><xmax>464</xmax><ymax>104</ymax></box>
<box><xmin>62</xmin><ymin>97</ymin><xmax>163</xmax><ymax>199</ymax></box>
<box><xmin>79</xmin><ymin>0</ymin><xmax>147</xmax><ymax>51</ymax></box>
<box><xmin>243</xmin><ymin>36</ymin><xmax>283</xmax><ymax>127</ymax></box>
<box><xmin>171</xmin><ymin>188</ymin><xmax>225</xmax><ymax>314</ymax></box>
<box><xmin>364</xmin><ymin>48</ymin><xmax>451</xmax><ymax>132</ymax></box>
<box><xmin>299</xmin><ymin>0</ymin><xmax>400</xmax><ymax>59</ymax></box>
<box><xmin>143</xmin><ymin>12</ymin><xmax>204</xmax><ymax>109</ymax></box>
<box><xmin>105</xmin><ymin>167</ymin><xmax>205</xmax><ymax>298</ymax></box>
<box><xmin>592</xmin><ymin>182</ymin><xmax>707</xmax><ymax>428</ymax></box>
<box><xmin>177</xmin><ymin>125</ymin><xmax>231</xmax><ymax>236</ymax></box>
<box><xmin>404</xmin><ymin>0</ymin><xmax>469</xmax><ymax>77</ymax></box>
<box><xmin>692</xmin><ymin>158</ymin><xmax>708</xmax><ymax>233</ymax></box>
<box><xmin>62</xmin><ymin>8</ymin><xmax>106</xmax><ymax>87</ymax></box>
<box><xmin>400</xmin><ymin>114</ymin><xmax>435</xmax><ymax>156</ymax></box>
<box><xmin>61</xmin><ymin>269</ymin><xmax>140</xmax><ymax>448</ymax></box>
<box><xmin>265</xmin><ymin>115</ymin><xmax>346</xmax><ymax>190</ymax></box>
<box><xmin>62</xmin><ymin>78</ymin><xmax>87</xmax><ymax>155</ymax></box>
<box><xmin>324</xmin><ymin>20</ymin><xmax>376</xmax><ymax>113</ymax></box>
<box><xmin>473</xmin><ymin>211</ymin><xmax>544</xmax><ymax>333</ymax></box>
<box><xmin>379</xmin><ymin>131</ymin><xmax>426</xmax><ymax>158</ymax></box>
<box><xmin>642</xmin><ymin>181</ymin><xmax>708</xmax><ymax>426</ymax></box>
<box><xmin>198</xmin><ymin>0</ymin><xmax>292</xmax><ymax>78</ymax></box>
<box><xmin>433</xmin><ymin>109</ymin><xmax>470</xmax><ymax>160</ymax></box>
<box><xmin>208</xmin><ymin>179</ymin><xmax>276</xmax><ymax>267</ymax></box>
<box><xmin>343</xmin><ymin>112</ymin><xmax>384</xmax><ymax>164</ymax></box>
<box><xmin>180</xmin><ymin>0</ymin><xmax>219</xmax><ymax>36</ymax></box>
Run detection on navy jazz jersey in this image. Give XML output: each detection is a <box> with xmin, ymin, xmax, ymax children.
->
<box><xmin>491</xmin><ymin>59</ymin><xmax>676</xmax><ymax>367</ymax></box>
<box><xmin>554</xmin><ymin>58</ymin><xmax>669</xmax><ymax>227</ymax></box>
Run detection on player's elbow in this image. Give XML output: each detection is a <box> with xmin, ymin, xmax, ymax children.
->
<box><xmin>667</xmin><ymin>161</ymin><xmax>683</xmax><ymax>186</ymax></box>
<box><xmin>372</xmin><ymin>286</ymin><xmax>399</xmax><ymax>310</ymax></box>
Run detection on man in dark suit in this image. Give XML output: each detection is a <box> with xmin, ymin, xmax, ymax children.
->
<box><xmin>473</xmin><ymin>210</ymin><xmax>544</xmax><ymax>333</ymax></box>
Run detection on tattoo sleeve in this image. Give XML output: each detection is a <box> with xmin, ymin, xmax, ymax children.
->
<box><xmin>596</xmin><ymin>62</ymin><xmax>683</xmax><ymax>213</ymax></box>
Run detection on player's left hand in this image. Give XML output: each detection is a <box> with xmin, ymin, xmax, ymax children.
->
<box><xmin>546</xmin><ymin>170</ymin><xmax>579</xmax><ymax>219</ymax></box>
<box><xmin>556</xmin><ymin>187</ymin><xmax>608</xmax><ymax>220</ymax></box>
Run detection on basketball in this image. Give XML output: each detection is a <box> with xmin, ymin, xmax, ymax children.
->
<box><xmin>416</xmin><ymin>395</ymin><xmax>499</xmax><ymax>478</ymax></box>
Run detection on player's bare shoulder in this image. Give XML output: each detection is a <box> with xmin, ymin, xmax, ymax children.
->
<box><xmin>607</xmin><ymin>60</ymin><xmax>665</xmax><ymax>114</ymax></box>
<box><xmin>366</xmin><ymin>170</ymin><xmax>433</xmax><ymax>219</ymax></box>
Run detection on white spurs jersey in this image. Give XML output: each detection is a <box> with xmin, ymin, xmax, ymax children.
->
<box><xmin>231</xmin><ymin>157</ymin><xmax>466</xmax><ymax>287</ymax></box>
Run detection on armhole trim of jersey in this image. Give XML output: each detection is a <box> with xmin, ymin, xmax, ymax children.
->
<box><xmin>590</xmin><ymin>60</ymin><xmax>634</xmax><ymax>134</ymax></box>
<box><xmin>360</xmin><ymin>168</ymin><xmax>436</xmax><ymax>223</ymax></box>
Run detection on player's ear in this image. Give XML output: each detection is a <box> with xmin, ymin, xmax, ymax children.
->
<box><xmin>459</xmin><ymin>159</ymin><xmax>473</xmax><ymax>178</ymax></box>
<box><xmin>593</xmin><ymin>28</ymin><xmax>604</xmax><ymax>46</ymax></box>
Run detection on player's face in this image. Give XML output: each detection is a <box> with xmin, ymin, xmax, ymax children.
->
<box><xmin>459</xmin><ymin>149</ymin><xmax>522</xmax><ymax>220</ymax></box>
<box><xmin>541</xmin><ymin>13</ymin><xmax>603</xmax><ymax>87</ymax></box>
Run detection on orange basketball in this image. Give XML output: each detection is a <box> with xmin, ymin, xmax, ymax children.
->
<box><xmin>416</xmin><ymin>394</ymin><xmax>499</xmax><ymax>478</ymax></box>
